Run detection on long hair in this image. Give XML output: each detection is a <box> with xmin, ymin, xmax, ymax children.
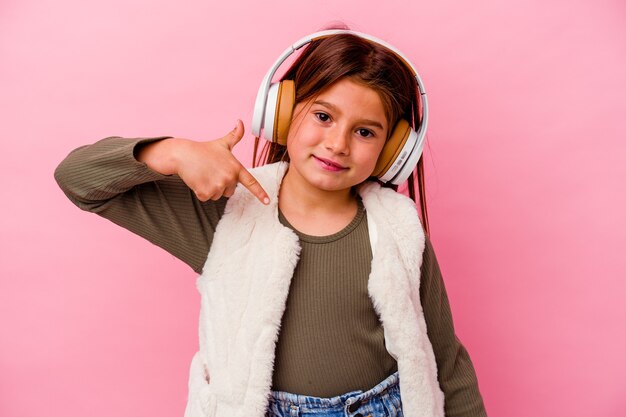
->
<box><xmin>252</xmin><ymin>30</ymin><xmax>430</xmax><ymax>236</ymax></box>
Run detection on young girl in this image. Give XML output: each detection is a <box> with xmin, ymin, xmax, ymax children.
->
<box><xmin>55</xmin><ymin>29</ymin><xmax>486</xmax><ymax>417</ymax></box>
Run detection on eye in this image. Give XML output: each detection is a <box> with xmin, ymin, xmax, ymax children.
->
<box><xmin>357</xmin><ymin>128</ymin><xmax>375</xmax><ymax>138</ymax></box>
<box><xmin>314</xmin><ymin>112</ymin><xmax>331</xmax><ymax>122</ymax></box>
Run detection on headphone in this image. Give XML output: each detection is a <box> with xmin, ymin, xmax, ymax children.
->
<box><xmin>251</xmin><ymin>29</ymin><xmax>429</xmax><ymax>185</ymax></box>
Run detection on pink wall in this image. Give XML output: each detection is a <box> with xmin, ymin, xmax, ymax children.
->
<box><xmin>2</xmin><ymin>0</ymin><xmax>625</xmax><ymax>416</ymax></box>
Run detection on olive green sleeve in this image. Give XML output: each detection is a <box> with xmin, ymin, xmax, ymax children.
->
<box><xmin>420</xmin><ymin>236</ymin><xmax>488</xmax><ymax>417</ymax></box>
<box><xmin>54</xmin><ymin>136</ymin><xmax>227</xmax><ymax>273</ymax></box>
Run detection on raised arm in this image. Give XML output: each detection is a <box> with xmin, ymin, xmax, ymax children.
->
<box><xmin>54</xmin><ymin>135</ymin><xmax>225</xmax><ymax>273</ymax></box>
<box><xmin>420</xmin><ymin>237</ymin><xmax>488</xmax><ymax>417</ymax></box>
<box><xmin>55</xmin><ymin>121</ymin><xmax>270</xmax><ymax>273</ymax></box>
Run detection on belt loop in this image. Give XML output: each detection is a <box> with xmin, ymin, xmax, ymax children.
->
<box><xmin>289</xmin><ymin>404</ymin><xmax>300</xmax><ymax>417</ymax></box>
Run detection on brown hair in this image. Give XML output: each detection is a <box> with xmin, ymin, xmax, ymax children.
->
<box><xmin>252</xmin><ymin>29</ymin><xmax>430</xmax><ymax>236</ymax></box>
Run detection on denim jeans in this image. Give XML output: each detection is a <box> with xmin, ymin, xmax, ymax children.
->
<box><xmin>266</xmin><ymin>371</ymin><xmax>403</xmax><ymax>417</ymax></box>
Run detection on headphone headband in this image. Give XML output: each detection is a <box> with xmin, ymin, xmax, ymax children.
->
<box><xmin>252</xmin><ymin>30</ymin><xmax>428</xmax><ymax>139</ymax></box>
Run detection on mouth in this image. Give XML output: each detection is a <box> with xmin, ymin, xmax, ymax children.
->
<box><xmin>312</xmin><ymin>155</ymin><xmax>347</xmax><ymax>171</ymax></box>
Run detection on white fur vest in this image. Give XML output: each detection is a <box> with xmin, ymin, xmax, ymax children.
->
<box><xmin>184</xmin><ymin>162</ymin><xmax>445</xmax><ymax>417</ymax></box>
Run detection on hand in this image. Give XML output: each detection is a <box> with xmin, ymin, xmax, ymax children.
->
<box><xmin>137</xmin><ymin>120</ymin><xmax>269</xmax><ymax>204</ymax></box>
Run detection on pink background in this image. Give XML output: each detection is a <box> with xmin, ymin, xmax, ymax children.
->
<box><xmin>2</xmin><ymin>0</ymin><xmax>625</xmax><ymax>416</ymax></box>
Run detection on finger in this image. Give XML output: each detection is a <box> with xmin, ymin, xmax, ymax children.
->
<box><xmin>237</xmin><ymin>168</ymin><xmax>270</xmax><ymax>205</ymax></box>
<box><xmin>224</xmin><ymin>119</ymin><xmax>245</xmax><ymax>149</ymax></box>
<box><xmin>194</xmin><ymin>186</ymin><xmax>220</xmax><ymax>202</ymax></box>
<box><xmin>194</xmin><ymin>190</ymin><xmax>211</xmax><ymax>202</ymax></box>
<box><xmin>223</xmin><ymin>184</ymin><xmax>237</xmax><ymax>198</ymax></box>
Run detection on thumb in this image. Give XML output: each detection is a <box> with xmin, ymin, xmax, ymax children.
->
<box><xmin>225</xmin><ymin>119</ymin><xmax>245</xmax><ymax>149</ymax></box>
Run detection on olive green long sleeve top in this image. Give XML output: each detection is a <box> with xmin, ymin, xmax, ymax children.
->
<box><xmin>54</xmin><ymin>136</ymin><xmax>487</xmax><ymax>417</ymax></box>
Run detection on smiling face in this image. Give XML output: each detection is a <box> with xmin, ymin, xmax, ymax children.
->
<box><xmin>284</xmin><ymin>77</ymin><xmax>389</xmax><ymax>196</ymax></box>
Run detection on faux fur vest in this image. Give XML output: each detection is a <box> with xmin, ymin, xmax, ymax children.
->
<box><xmin>184</xmin><ymin>162</ymin><xmax>445</xmax><ymax>417</ymax></box>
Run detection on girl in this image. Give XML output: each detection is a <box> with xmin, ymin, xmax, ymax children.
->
<box><xmin>55</xmin><ymin>28</ymin><xmax>486</xmax><ymax>417</ymax></box>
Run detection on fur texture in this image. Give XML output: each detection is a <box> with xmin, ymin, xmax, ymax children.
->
<box><xmin>184</xmin><ymin>162</ymin><xmax>445</xmax><ymax>417</ymax></box>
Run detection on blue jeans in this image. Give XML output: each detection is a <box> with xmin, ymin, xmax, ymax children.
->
<box><xmin>266</xmin><ymin>371</ymin><xmax>403</xmax><ymax>417</ymax></box>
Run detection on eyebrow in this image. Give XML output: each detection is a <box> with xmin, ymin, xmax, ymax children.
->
<box><xmin>313</xmin><ymin>100</ymin><xmax>385</xmax><ymax>130</ymax></box>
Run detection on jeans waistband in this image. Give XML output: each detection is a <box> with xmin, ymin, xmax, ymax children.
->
<box><xmin>269</xmin><ymin>371</ymin><xmax>400</xmax><ymax>410</ymax></box>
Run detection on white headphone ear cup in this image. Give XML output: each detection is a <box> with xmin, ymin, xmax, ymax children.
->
<box><xmin>261</xmin><ymin>83</ymin><xmax>280</xmax><ymax>142</ymax></box>
<box><xmin>251</xmin><ymin>82</ymin><xmax>267</xmax><ymax>138</ymax></box>
<box><xmin>378</xmin><ymin>125</ymin><xmax>417</xmax><ymax>183</ymax></box>
<box><xmin>389</xmin><ymin>128</ymin><xmax>425</xmax><ymax>185</ymax></box>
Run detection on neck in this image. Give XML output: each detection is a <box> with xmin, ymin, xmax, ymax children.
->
<box><xmin>278</xmin><ymin>166</ymin><xmax>357</xmax><ymax>215</ymax></box>
<box><xmin>277</xmin><ymin>165</ymin><xmax>360</xmax><ymax>236</ymax></box>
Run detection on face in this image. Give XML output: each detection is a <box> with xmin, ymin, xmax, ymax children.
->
<box><xmin>285</xmin><ymin>78</ymin><xmax>389</xmax><ymax>195</ymax></box>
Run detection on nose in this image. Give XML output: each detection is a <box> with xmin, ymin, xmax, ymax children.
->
<box><xmin>324</xmin><ymin>126</ymin><xmax>350</xmax><ymax>155</ymax></box>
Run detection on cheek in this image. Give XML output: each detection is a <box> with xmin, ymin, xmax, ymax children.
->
<box><xmin>286</xmin><ymin>123</ymin><xmax>318</xmax><ymax>156</ymax></box>
<box><xmin>285</xmin><ymin>130</ymin><xmax>309</xmax><ymax>161</ymax></box>
<box><xmin>349</xmin><ymin>146</ymin><xmax>382</xmax><ymax>179</ymax></box>
<box><xmin>286</xmin><ymin>103</ymin><xmax>310</xmax><ymax>143</ymax></box>
<box><xmin>362</xmin><ymin>142</ymin><xmax>387</xmax><ymax>176</ymax></box>
<box><xmin>363</xmin><ymin>141</ymin><xmax>386</xmax><ymax>165</ymax></box>
<box><xmin>287</xmin><ymin>108</ymin><xmax>306</xmax><ymax>152</ymax></box>
<box><xmin>285</xmin><ymin>121</ymin><xmax>301</xmax><ymax>157</ymax></box>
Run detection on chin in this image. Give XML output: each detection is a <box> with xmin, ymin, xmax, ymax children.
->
<box><xmin>310</xmin><ymin>174</ymin><xmax>366</xmax><ymax>193</ymax></box>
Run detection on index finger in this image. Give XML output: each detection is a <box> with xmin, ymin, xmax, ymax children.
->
<box><xmin>238</xmin><ymin>168</ymin><xmax>270</xmax><ymax>205</ymax></box>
